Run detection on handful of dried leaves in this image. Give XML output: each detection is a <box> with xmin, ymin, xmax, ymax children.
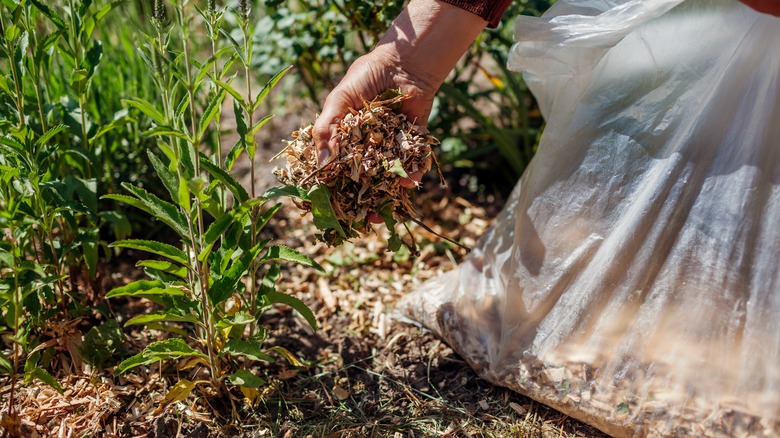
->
<box><xmin>272</xmin><ymin>91</ymin><xmax>446</xmax><ymax>251</ymax></box>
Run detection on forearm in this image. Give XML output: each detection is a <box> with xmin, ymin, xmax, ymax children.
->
<box><xmin>374</xmin><ymin>0</ymin><xmax>488</xmax><ymax>91</ymax></box>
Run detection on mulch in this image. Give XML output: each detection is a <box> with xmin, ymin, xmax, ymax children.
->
<box><xmin>1</xmin><ymin>176</ymin><xmax>606</xmax><ymax>438</ymax></box>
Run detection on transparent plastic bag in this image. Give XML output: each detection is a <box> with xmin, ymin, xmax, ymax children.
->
<box><xmin>398</xmin><ymin>0</ymin><xmax>780</xmax><ymax>436</ymax></box>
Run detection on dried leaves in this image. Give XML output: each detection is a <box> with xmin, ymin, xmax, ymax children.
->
<box><xmin>273</xmin><ymin>91</ymin><xmax>441</xmax><ymax>250</ymax></box>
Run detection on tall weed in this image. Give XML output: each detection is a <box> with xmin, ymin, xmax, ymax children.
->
<box><xmin>103</xmin><ymin>0</ymin><xmax>323</xmax><ymax>402</ymax></box>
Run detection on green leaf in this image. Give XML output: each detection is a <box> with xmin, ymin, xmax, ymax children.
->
<box><xmin>79</xmin><ymin>320</ymin><xmax>126</xmax><ymax>368</ymax></box>
<box><xmin>199</xmin><ymin>154</ymin><xmax>248</xmax><ymax>203</ymax></box>
<box><xmin>30</xmin><ymin>0</ymin><xmax>66</xmax><ymax>29</ymax></box>
<box><xmin>90</xmin><ymin>109</ymin><xmax>131</xmax><ymax>142</ymax></box>
<box><xmin>177</xmin><ymin>174</ymin><xmax>191</xmax><ymax>212</ymax></box>
<box><xmin>100</xmin><ymin>210</ymin><xmax>132</xmax><ymax>241</ymax></box>
<box><xmin>209</xmin><ymin>239</ymin><xmax>270</xmax><ymax>305</ymax></box>
<box><xmin>82</xmin><ymin>1</ymin><xmax>123</xmax><ymax>42</ymax></box>
<box><xmin>69</xmin><ymin>68</ymin><xmax>89</xmax><ymax>91</ymax></box>
<box><xmin>225</xmin><ymin>369</ymin><xmax>265</xmax><ymax>388</ymax></box>
<box><xmin>35</xmin><ymin>29</ymin><xmax>65</xmax><ymax>65</ymax></box>
<box><xmin>35</xmin><ymin>125</ymin><xmax>67</xmax><ymax>148</ymax></box>
<box><xmin>212</xmin><ymin>78</ymin><xmax>245</xmax><ymax>107</ymax></box>
<box><xmin>198</xmin><ymin>88</ymin><xmax>227</xmax><ymax>139</ymax></box>
<box><xmin>221</xmin><ymin>312</ymin><xmax>254</xmax><ymax>327</ymax></box>
<box><xmin>255</xmin><ymin>202</ymin><xmax>280</xmax><ymax>234</ymax></box>
<box><xmin>387</xmin><ymin>233</ymin><xmax>402</xmax><ymax>252</ymax></box>
<box><xmin>265</xmin><ymin>290</ymin><xmax>317</xmax><ymax>331</ymax></box>
<box><xmin>82</xmin><ymin>232</ymin><xmax>99</xmax><ymax>279</ymax></box>
<box><xmin>0</xmin><ymin>351</ymin><xmax>12</xmax><ymax>374</ymax></box>
<box><xmin>260</xmin><ymin>245</ymin><xmax>323</xmax><ymax>272</ymax></box>
<box><xmin>137</xmin><ymin>260</ymin><xmax>188</xmax><ymax>279</ymax></box>
<box><xmin>221</xmin><ymin>339</ymin><xmax>274</xmax><ymax>362</ymax></box>
<box><xmin>225</xmin><ymin>138</ymin><xmax>243</xmax><ymax>171</ymax></box>
<box><xmin>387</xmin><ymin>158</ymin><xmax>408</xmax><ymax>178</ymax></box>
<box><xmin>120</xmin><ymin>183</ymin><xmax>189</xmax><ymax>240</ymax></box>
<box><xmin>106</xmin><ymin>279</ymin><xmax>186</xmax><ymax>299</ymax></box>
<box><xmin>199</xmin><ymin>198</ymin><xmax>263</xmax><ymax>262</ymax></box>
<box><xmin>123</xmin><ymin>98</ymin><xmax>166</xmax><ymax>126</ymax></box>
<box><xmin>252</xmin><ymin>65</ymin><xmax>293</xmax><ymax>112</ymax></box>
<box><xmin>27</xmin><ymin>367</ymin><xmax>63</xmax><ymax>393</ymax></box>
<box><xmin>0</xmin><ymin>136</ymin><xmax>24</xmax><ymax>154</ymax></box>
<box><xmin>109</xmin><ymin>239</ymin><xmax>188</xmax><ymax>266</ymax></box>
<box><xmin>259</xmin><ymin>263</ymin><xmax>281</xmax><ymax>296</ymax></box>
<box><xmin>125</xmin><ymin>311</ymin><xmax>201</xmax><ymax>327</ymax></box>
<box><xmin>175</xmin><ymin>96</ymin><xmax>191</xmax><ymax>121</ymax></box>
<box><xmin>143</xmin><ymin>126</ymin><xmax>191</xmax><ymax>142</ymax></box>
<box><xmin>114</xmin><ymin>339</ymin><xmax>207</xmax><ymax>375</ymax></box>
<box><xmin>234</xmin><ymin>99</ymin><xmax>248</xmax><ymax>137</ymax></box>
<box><xmin>377</xmin><ymin>203</ymin><xmax>396</xmax><ymax>230</ymax></box>
<box><xmin>308</xmin><ymin>185</ymin><xmax>345</xmax><ymax>238</ymax></box>
<box><xmin>147</xmin><ymin>151</ymin><xmax>179</xmax><ymax>204</ymax></box>
<box><xmin>251</xmin><ymin>114</ymin><xmax>273</xmax><ymax>136</ymax></box>
<box><xmin>84</xmin><ymin>40</ymin><xmax>103</xmax><ymax>78</ymax></box>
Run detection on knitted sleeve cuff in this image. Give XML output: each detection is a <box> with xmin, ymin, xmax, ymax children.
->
<box><xmin>438</xmin><ymin>0</ymin><xmax>514</xmax><ymax>28</ymax></box>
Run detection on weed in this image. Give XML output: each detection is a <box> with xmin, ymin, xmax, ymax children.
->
<box><xmin>104</xmin><ymin>0</ymin><xmax>322</xmax><ymax>403</ymax></box>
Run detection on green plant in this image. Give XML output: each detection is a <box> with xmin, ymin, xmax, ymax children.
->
<box><xmin>252</xmin><ymin>0</ymin><xmax>401</xmax><ymax>103</ymax></box>
<box><xmin>0</xmin><ymin>3</ymin><xmax>130</xmax><ymax>424</ymax></box>
<box><xmin>104</xmin><ymin>0</ymin><xmax>323</xmax><ymax>401</ymax></box>
<box><xmin>430</xmin><ymin>1</ymin><xmax>551</xmax><ymax>187</ymax></box>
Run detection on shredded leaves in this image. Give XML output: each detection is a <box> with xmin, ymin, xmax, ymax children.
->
<box><xmin>273</xmin><ymin>91</ymin><xmax>444</xmax><ymax>251</ymax></box>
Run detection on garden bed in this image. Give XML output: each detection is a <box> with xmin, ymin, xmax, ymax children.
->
<box><xmin>3</xmin><ymin>179</ymin><xmax>605</xmax><ymax>437</ymax></box>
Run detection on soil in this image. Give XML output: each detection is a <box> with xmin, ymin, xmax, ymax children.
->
<box><xmin>2</xmin><ymin>104</ymin><xmax>607</xmax><ymax>438</ymax></box>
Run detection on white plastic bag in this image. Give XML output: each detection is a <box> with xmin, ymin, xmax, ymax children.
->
<box><xmin>399</xmin><ymin>1</ymin><xmax>780</xmax><ymax>436</ymax></box>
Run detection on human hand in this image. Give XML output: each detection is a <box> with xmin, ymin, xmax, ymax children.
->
<box><xmin>313</xmin><ymin>0</ymin><xmax>487</xmax><ymax>167</ymax></box>
<box><xmin>312</xmin><ymin>51</ymin><xmax>430</xmax><ymax>203</ymax></box>
<box><xmin>311</xmin><ymin>0</ymin><xmax>488</xmax><ymax>223</ymax></box>
<box><xmin>311</xmin><ymin>47</ymin><xmax>433</xmax><ymax>224</ymax></box>
<box><xmin>311</xmin><ymin>44</ymin><xmax>438</xmax><ymax>171</ymax></box>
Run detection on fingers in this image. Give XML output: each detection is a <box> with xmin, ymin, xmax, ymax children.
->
<box><xmin>313</xmin><ymin>90</ymin><xmax>355</xmax><ymax>166</ymax></box>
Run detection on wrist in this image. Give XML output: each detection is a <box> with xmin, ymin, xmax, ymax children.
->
<box><xmin>375</xmin><ymin>0</ymin><xmax>486</xmax><ymax>91</ymax></box>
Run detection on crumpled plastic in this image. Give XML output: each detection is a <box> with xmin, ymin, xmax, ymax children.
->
<box><xmin>398</xmin><ymin>0</ymin><xmax>780</xmax><ymax>436</ymax></box>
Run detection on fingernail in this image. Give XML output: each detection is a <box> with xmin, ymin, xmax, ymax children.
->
<box><xmin>317</xmin><ymin>148</ymin><xmax>331</xmax><ymax>166</ymax></box>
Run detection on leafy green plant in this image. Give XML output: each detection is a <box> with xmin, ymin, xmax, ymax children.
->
<box><xmin>104</xmin><ymin>0</ymin><xmax>323</xmax><ymax>400</ymax></box>
<box><xmin>252</xmin><ymin>0</ymin><xmax>401</xmax><ymax>103</ymax></box>
<box><xmin>0</xmin><ymin>0</ymin><xmax>125</xmax><ymax>410</ymax></box>
<box><xmin>428</xmin><ymin>1</ymin><xmax>551</xmax><ymax>187</ymax></box>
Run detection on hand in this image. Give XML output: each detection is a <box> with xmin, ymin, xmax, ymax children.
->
<box><xmin>312</xmin><ymin>44</ymin><xmax>439</xmax><ymax>168</ymax></box>
<box><xmin>313</xmin><ymin>0</ymin><xmax>487</xmax><ymax>167</ymax></box>
<box><xmin>311</xmin><ymin>0</ymin><xmax>488</xmax><ymax>224</ymax></box>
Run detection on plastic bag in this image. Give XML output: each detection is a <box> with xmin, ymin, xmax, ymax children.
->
<box><xmin>398</xmin><ymin>0</ymin><xmax>780</xmax><ymax>436</ymax></box>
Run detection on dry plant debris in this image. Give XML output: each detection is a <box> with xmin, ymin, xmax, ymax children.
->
<box><xmin>273</xmin><ymin>91</ymin><xmax>444</xmax><ymax>251</ymax></box>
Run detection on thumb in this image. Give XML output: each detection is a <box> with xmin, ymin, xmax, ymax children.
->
<box><xmin>313</xmin><ymin>92</ymin><xmax>350</xmax><ymax>166</ymax></box>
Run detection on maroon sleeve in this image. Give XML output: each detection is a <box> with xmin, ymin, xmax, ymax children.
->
<box><xmin>439</xmin><ymin>0</ymin><xmax>514</xmax><ymax>28</ymax></box>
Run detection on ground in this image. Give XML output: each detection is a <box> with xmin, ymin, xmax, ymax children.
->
<box><xmin>4</xmin><ymin>107</ymin><xmax>607</xmax><ymax>438</ymax></box>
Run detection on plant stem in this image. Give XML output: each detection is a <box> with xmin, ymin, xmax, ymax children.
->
<box><xmin>5</xmin><ymin>224</ymin><xmax>21</xmax><ymax>438</ymax></box>
<box><xmin>180</xmin><ymin>4</ymin><xmax>219</xmax><ymax>386</ymax></box>
<box><xmin>1</xmin><ymin>17</ymin><xmax>27</xmax><ymax>130</ymax></box>
<box><xmin>242</xmin><ymin>17</ymin><xmax>260</xmax><ymax>338</ymax></box>
<box><xmin>210</xmin><ymin>37</ymin><xmax>226</xmax><ymax>206</ymax></box>
<box><xmin>79</xmin><ymin>93</ymin><xmax>91</xmax><ymax>178</ymax></box>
